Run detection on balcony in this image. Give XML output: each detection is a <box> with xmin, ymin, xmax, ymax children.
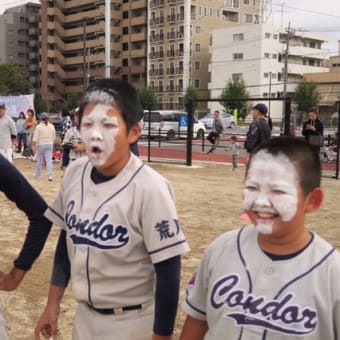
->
<box><xmin>167</xmin><ymin>32</ymin><xmax>176</xmax><ymax>40</ymax></box>
<box><xmin>167</xmin><ymin>14</ymin><xmax>176</xmax><ymax>22</ymax></box>
<box><xmin>176</xmin><ymin>67</ymin><xmax>183</xmax><ymax>74</ymax></box>
<box><xmin>131</xmin><ymin>0</ymin><xmax>147</xmax><ymax>9</ymax></box>
<box><xmin>167</xmin><ymin>50</ymin><xmax>175</xmax><ymax>57</ymax></box>
<box><xmin>166</xmin><ymin>68</ymin><xmax>175</xmax><ymax>75</ymax></box>
<box><xmin>150</xmin><ymin>0</ymin><xmax>165</xmax><ymax>8</ymax></box>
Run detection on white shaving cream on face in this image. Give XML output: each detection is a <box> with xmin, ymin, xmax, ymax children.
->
<box><xmin>243</xmin><ymin>150</ymin><xmax>299</xmax><ymax>234</ymax></box>
<box><xmin>80</xmin><ymin>103</ymin><xmax>119</xmax><ymax>167</ymax></box>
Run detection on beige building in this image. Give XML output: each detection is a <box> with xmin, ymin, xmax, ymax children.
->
<box><xmin>148</xmin><ymin>0</ymin><xmax>260</xmax><ymax>111</ymax></box>
<box><xmin>304</xmin><ymin>48</ymin><xmax>340</xmax><ymax>116</ymax></box>
<box><xmin>40</xmin><ymin>0</ymin><xmax>260</xmax><ymax>109</ymax></box>
<box><xmin>0</xmin><ymin>3</ymin><xmax>40</xmax><ymax>92</ymax></box>
<box><xmin>40</xmin><ymin>0</ymin><xmax>148</xmax><ymax>105</ymax></box>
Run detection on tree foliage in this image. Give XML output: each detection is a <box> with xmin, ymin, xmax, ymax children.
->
<box><xmin>138</xmin><ymin>86</ymin><xmax>158</xmax><ymax>111</ymax></box>
<box><xmin>293</xmin><ymin>81</ymin><xmax>320</xmax><ymax>113</ymax></box>
<box><xmin>64</xmin><ymin>92</ymin><xmax>80</xmax><ymax>111</ymax></box>
<box><xmin>220</xmin><ymin>77</ymin><xmax>249</xmax><ymax>120</ymax></box>
<box><xmin>34</xmin><ymin>94</ymin><xmax>48</xmax><ymax>115</ymax></box>
<box><xmin>184</xmin><ymin>84</ymin><xmax>200</xmax><ymax>113</ymax></box>
<box><xmin>0</xmin><ymin>63</ymin><xmax>30</xmax><ymax>95</ymax></box>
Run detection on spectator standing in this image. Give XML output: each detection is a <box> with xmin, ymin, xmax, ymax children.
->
<box><xmin>60</xmin><ymin>108</ymin><xmax>73</xmax><ymax>170</ymax></box>
<box><xmin>25</xmin><ymin>109</ymin><xmax>37</xmax><ymax>156</ymax></box>
<box><xmin>302</xmin><ymin>108</ymin><xmax>324</xmax><ymax>156</ymax></box>
<box><xmin>32</xmin><ymin>112</ymin><xmax>56</xmax><ymax>181</ymax></box>
<box><xmin>207</xmin><ymin>110</ymin><xmax>225</xmax><ymax>154</ymax></box>
<box><xmin>15</xmin><ymin>112</ymin><xmax>27</xmax><ymax>154</ymax></box>
<box><xmin>0</xmin><ymin>102</ymin><xmax>17</xmax><ymax>163</ymax></box>
<box><xmin>62</xmin><ymin>109</ymin><xmax>85</xmax><ymax>173</ymax></box>
<box><xmin>244</xmin><ymin>103</ymin><xmax>271</xmax><ymax>158</ymax></box>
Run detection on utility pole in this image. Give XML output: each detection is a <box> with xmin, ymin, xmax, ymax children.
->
<box><xmin>105</xmin><ymin>0</ymin><xmax>111</xmax><ymax>78</ymax></box>
<box><xmin>282</xmin><ymin>22</ymin><xmax>294</xmax><ymax>135</ymax></box>
<box><xmin>268</xmin><ymin>71</ymin><xmax>272</xmax><ymax>118</ymax></box>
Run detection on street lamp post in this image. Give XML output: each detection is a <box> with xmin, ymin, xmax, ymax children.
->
<box><xmin>268</xmin><ymin>71</ymin><xmax>272</xmax><ymax>118</ymax></box>
<box><xmin>82</xmin><ymin>17</ymin><xmax>88</xmax><ymax>89</ymax></box>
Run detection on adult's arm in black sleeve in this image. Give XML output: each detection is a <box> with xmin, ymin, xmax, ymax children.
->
<box><xmin>153</xmin><ymin>255</ymin><xmax>181</xmax><ymax>336</ymax></box>
<box><xmin>0</xmin><ymin>155</ymin><xmax>52</xmax><ymax>271</ymax></box>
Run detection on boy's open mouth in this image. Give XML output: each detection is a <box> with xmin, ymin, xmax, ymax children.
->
<box><xmin>90</xmin><ymin>145</ymin><xmax>103</xmax><ymax>157</ymax></box>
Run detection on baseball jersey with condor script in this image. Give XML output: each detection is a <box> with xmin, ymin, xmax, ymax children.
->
<box><xmin>45</xmin><ymin>154</ymin><xmax>189</xmax><ymax>308</ymax></box>
<box><xmin>183</xmin><ymin>226</ymin><xmax>340</xmax><ymax>339</ymax></box>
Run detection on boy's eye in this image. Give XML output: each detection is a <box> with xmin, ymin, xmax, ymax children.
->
<box><xmin>82</xmin><ymin>122</ymin><xmax>92</xmax><ymax>128</ymax></box>
<box><xmin>103</xmin><ymin>122</ymin><xmax>116</xmax><ymax>128</ymax></box>
<box><xmin>272</xmin><ymin>189</ymin><xmax>286</xmax><ymax>195</ymax></box>
<box><xmin>245</xmin><ymin>185</ymin><xmax>258</xmax><ymax>191</ymax></box>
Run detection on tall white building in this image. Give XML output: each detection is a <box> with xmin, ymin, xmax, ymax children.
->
<box><xmin>209</xmin><ymin>24</ymin><xmax>329</xmax><ymax>120</ymax></box>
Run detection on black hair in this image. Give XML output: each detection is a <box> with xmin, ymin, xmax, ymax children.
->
<box><xmin>78</xmin><ymin>78</ymin><xmax>140</xmax><ymax>131</ymax></box>
<box><xmin>61</xmin><ymin>108</ymin><xmax>70</xmax><ymax>117</ymax></box>
<box><xmin>18</xmin><ymin>111</ymin><xmax>25</xmax><ymax>119</ymax></box>
<box><xmin>246</xmin><ymin>136</ymin><xmax>321</xmax><ymax>196</ymax></box>
<box><xmin>27</xmin><ymin>108</ymin><xmax>35</xmax><ymax>116</ymax></box>
<box><xmin>230</xmin><ymin>136</ymin><xmax>237</xmax><ymax>141</ymax></box>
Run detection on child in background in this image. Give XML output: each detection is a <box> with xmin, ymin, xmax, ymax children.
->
<box><xmin>180</xmin><ymin>136</ymin><xmax>340</xmax><ymax>340</ymax></box>
<box><xmin>229</xmin><ymin>135</ymin><xmax>240</xmax><ymax>171</ymax></box>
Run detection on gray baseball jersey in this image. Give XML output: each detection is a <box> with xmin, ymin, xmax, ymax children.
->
<box><xmin>45</xmin><ymin>154</ymin><xmax>190</xmax><ymax>308</ymax></box>
<box><xmin>183</xmin><ymin>226</ymin><xmax>340</xmax><ymax>339</ymax></box>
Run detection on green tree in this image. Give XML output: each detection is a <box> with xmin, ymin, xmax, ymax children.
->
<box><xmin>220</xmin><ymin>77</ymin><xmax>249</xmax><ymax>120</ymax></box>
<box><xmin>184</xmin><ymin>84</ymin><xmax>200</xmax><ymax>113</ymax></box>
<box><xmin>34</xmin><ymin>94</ymin><xmax>48</xmax><ymax>115</ymax></box>
<box><xmin>293</xmin><ymin>81</ymin><xmax>320</xmax><ymax>114</ymax></box>
<box><xmin>0</xmin><ymin>63</ymin><xmax>30</xmax><ymax>95</ymax></box>
<box><xmin>64</xmin><ymin>92</ymin><xmax>80</xmax><ymax>111</ymax></box>
<box><xmin>138</xmin><ymin>86</ymin><xmax>158</xmax><ymax>111</ymax></box>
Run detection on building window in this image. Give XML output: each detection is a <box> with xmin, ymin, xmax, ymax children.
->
<box><xmin>198</xmin><ymin>6</ymin><xmax>202</xmax><ymax>16</ymax></box>
<box><xmin>272</xmin><ymin>53</ymin><xmax>277</xmax><ymax>59</ymax></box>
<box><xmin>233</xmin><ymin>33</ymin><xmax>244</xmax><ymax>41</ymax></box>
<box><xmin>194</xmin><ymin>79</ymin><xmax>200</xmax><ymax>88</ymax></box>
<box><xmin>194</xmin><ymin>61</ymin><xmax>200</xmax><ymax>70</ymax></box>
<box><xmin>253</xmin><ymin>0</ymin><xmax>256</xmax><ymax>5</ymax></box>
<box><xmin>123</xmin><ymin>11</ymin><xmax>129</xmax><ymax>19</ymax></box>
<box><xmin>243</xmin><ymin>0</ymin><xmax>250</xmax><ymax>4</ymax></box>
<box><xmin>264</xmin><ymin>72</ymin><xmax>269</xmax><ymax>78</ymax></box>
<box><xmin>265</xmin><ymin>32</ymin><xmax>271</xmax><ymax>38</ymax></box>
<box><xmin>123</xmin><ymin>27</ymin><xmax>129</xmax><ymax>35</ymax></box>
<box><xmin>271</xmin><ymin>73</ymin><xmax>277</xmax><ymax>78</ymax></box>
<box><xmin>196</xmin><ymin>25</ymin><xmax>201</xmax><ymax>34</ymax></box>
<box><xmin>195</xmin><ymin>44</ymin><xmax>201</xmax><ymax>52</ymax></box>
<box><xmin>123</xmin><ymin>43</ymin><xmax>128</xmax><ymax>51</ymax></box>
<box><xmin>273</xmin><ymin>34</ymin><xmax>278</xmax><ymax>39</ymax></box>
<box><xmin>264</xmin><ymin>53</ymin><xmax>270</xmax><ymax>58</ymax></box>
<box><xmin>204</xmin><ymin>7</ymin><xmax>208</xmax><ymax>16</ymax></box>
<box><xmin>243</xmin><ymin>14</ymin><xmax>252</xmax><ymax>23</ymax></box>
<box><xmin>232</xmin><ymin>73</ymin><xmax>242</xmax><ymax>81</ymax></box>
<box><xmin>122</xmin><ymin>59</ymin><xmax>128</xmax><ymax>66</ymax></box>
<box><xmin>232</xmin><ymin>53</ymin><xmax>243</xmax><ymax>60</ymax></box>
<box><xmin>209</xmin><ymin>7</ymin><xmax>213</xmax><ymax>16</ymax></box>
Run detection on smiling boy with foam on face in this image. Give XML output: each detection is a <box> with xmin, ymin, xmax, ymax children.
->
<box><xmin>180</xmin><ymin>137</ymin><xmax>340</xmax><ymax>340</ymax></box>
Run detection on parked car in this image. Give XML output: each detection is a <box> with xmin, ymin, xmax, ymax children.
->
<box><xmin>200</xmin><ymin>111</ymin><xmax>236</xmax><ymax>129</ymax></box>
<box><xmin>141</xmin><ymin>110</ymin><xmax>206</xmax><ymax>139</ymax></box>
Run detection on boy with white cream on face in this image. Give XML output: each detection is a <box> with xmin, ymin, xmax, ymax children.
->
<box><xmin>35</xmin><ymin>79</ymin><xmax>190</xmax><ymax>340</ymax></box>
<box><xmin>180</xmin><ymin>137</ymin><xmax>340</xmax><ymax>340</ymax></box>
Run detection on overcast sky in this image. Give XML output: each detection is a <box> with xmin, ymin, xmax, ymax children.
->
<box><xmin>0</xmin><ymin>0</ymin><xmax>339</xmax><ymax>56</ymax></box>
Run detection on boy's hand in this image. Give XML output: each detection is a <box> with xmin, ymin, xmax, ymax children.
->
<box><xmin>35</xmin><ymin>303</ymin><xmax>60</xmax><ymax>340</ymax></box>
<box><xmin>0</xmin><ymin>267</ymin><xmax>26</xmax><ymax>291</ymax></box>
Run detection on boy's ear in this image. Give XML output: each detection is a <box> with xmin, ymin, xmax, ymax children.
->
<box><xmin>128</xmin><ymin>123</ymin><xmax>141</xmax><ymax>144</ymax></box>
<box><xmin>304</xmin><ymin>188</ymin><xmax>323</xmax><ymax>213</ymax></box>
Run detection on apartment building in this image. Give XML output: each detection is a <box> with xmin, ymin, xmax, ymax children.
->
<box><xmin>40</xmin><ymin>0</ymin><xmax>260</xmax><ymax>108</ymax></box>
<box><xmin>148</xmin><ymin>0</ymin><xmax>260</xmax><ymax>111</ymax></box>
<box><xmin>209</xmin><ymin>24</ymin><xmax>329</xmax><ymax>120</ymax></box>
<box><xmin>40</xmin><ymin>0</ymin><xmax>148</xmax><ymax>105</ymax></box>
<box><xmin>0</xmin><ymin>3</ymin><xmax>40</xmax><ymax>93</ymax></box>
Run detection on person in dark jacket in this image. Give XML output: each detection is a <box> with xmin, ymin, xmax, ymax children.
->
<box><xmin>302</xmin><ymin>108</ymin><xmax>324</xmax><ymax>156</ymax></box>
<box><xmin>0</xmin><ymin>154</ymin><xmax>52</xmax><ymax>339</ymax></box>
<box><xmin>244</xmin><ymin>103</ymin><xmax>271</xmax><ymax>159</ymax></box>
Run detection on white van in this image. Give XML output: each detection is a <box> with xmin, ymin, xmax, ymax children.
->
<box><xmin>160</xmin><ymin>111</ymin><xmax>206</xmax><ymax>139</ymax></box>
<box><xmin>141</xmin><ymin>110</ymin><xmax>206</xmax><ymax>139</ymax></box>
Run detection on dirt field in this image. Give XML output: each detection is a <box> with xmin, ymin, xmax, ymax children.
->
<box><xmin>1</xmin><ymin>158</ymin><xmax>340</xmax><ymax>339</ymax></box>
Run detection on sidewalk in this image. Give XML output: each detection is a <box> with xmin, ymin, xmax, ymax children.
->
<box><xmin>139</xmin><ymin>145</ymin><xmax>247</xmax><ymax>164</ymax></box>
